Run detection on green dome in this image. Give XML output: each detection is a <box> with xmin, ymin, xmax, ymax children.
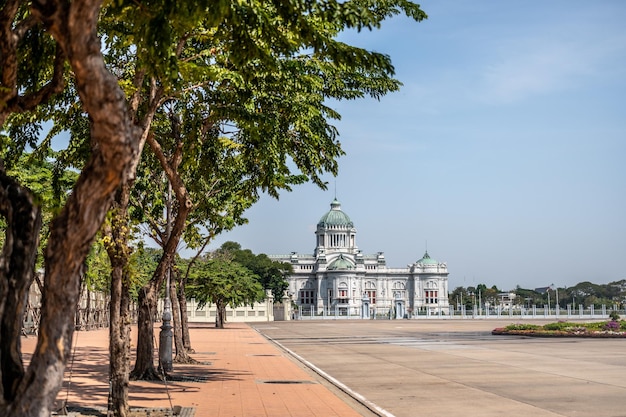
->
<box><xmin>318</xmin><ymin>199</ymin><xmax>353</xmax><ymax>228</ymax></box>
<box><xmin>327</xmin><ymin>254</ymin><xmax>355</xmax><ymax>270</ymax></box>
<box><xmin>417</xmin><ymin>251</ymin><xmax>438</xmax><ymax>265</ymax></box>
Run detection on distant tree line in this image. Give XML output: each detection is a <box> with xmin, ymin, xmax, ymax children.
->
<box><xmin>449</xmin><ymin>280</ymin><xmax>626</xmax><ymax>309</ymax></box>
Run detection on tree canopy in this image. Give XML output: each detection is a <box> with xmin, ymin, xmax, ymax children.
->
<box><xmin>216</xmin><ymin>241</ymin><xmax>292</xmax><ymax>301</ymax></box>
<box><xmin>188</xmin><ymin>253</ymin><xmax>265</xmax><ymax>328</ymax></box>
<box><xmin>1</xmin><ymin>0</ymin><xmax>429</xmax><ymax>414</ymax></box>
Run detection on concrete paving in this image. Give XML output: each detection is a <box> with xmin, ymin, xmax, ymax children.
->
<box><xmin>251</xmin><ymin>319</ymin><xmax>626</xmax><ymax>417</ymax></box>
<box><xmin>19</xmin><ymin>319</ymin><xmax>626</xmax><ymax>416</ymax></box>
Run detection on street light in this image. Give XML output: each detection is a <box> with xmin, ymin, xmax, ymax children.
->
<box><xmin>159</xmin><ymin>182</ymin><xmax>173</xmax><ymax>373</ymax></box>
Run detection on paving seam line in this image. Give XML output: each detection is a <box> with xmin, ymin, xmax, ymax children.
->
<box><xmin>255</xmin><ymin>329</ymin><xmax>396</xmax><ymax>417</ymax></box>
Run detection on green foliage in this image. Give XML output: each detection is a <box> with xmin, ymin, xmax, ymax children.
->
<box><xmin>217</xmin><ymin>241</ymin><xmax>293</xmax><ymax>301</ymax></box>
<box><xmin>5</xmin><ymin>1</ymin><xmax>431</xmax><ymax>286</ymax></box>
<box><xmin>0</xmin><ymin>152</ymin><xmax>78</xmax><ymax>268</ymax></box>
<box><xmin>129</xmin><ymin>245</ymin><xmax>163</xmax><ymax>300</ymax></box>
<box><xmin>543</xmin><ymin>322</ymin><xmax>573</xmax><ymax>331</ymax></box>
<box><xmin>609</xmin><ymin>310</ymin><xmax>620</xmax><ymax>321</ymax></box>
<box><xmin>583</xmin><ymin>321</ymin><xmax>605</xmax><ymax>331</ymax></box>
<box><xmin>84</xmin><ymin>238</ymin><xmax>112</xmax><ymax>293</ymax></box>
<box><xmin>101</xmin><ymin>0</ymin><xmax>427</xmax><ymax>84</ymax></box>
<box><xmin>188</xmin><ymin>254</ymin><xmax>265</xmax><ymax>311</ymax></box>
<box><xmin>504</xmin><ymin>324</ymin><xmax>540</xmax><ymax>331</ymax></box>
<box><xmin>503</xmin><ymin>321</ymin><xmax>626</xmax><ymax>335</ymax></box>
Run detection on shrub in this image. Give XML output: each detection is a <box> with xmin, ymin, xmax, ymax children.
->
<box><xmin>605</xmin><ymin>320</ymin><xmax>620</xmax><ymax>331</ymax></box>
<box><xmin>505</xmin><ymin>323</ymin><xmax>540</xmax><ymax>331</ymax></box>
<box><xmin>609</xmin><ymin>311</ymin><xmax>620</xmax><ymax>321</ymax></box>
<box><xmin>543</xmin><ymin>321</ymin><xmax>572</xmax><ymax>331</ymax></box>
<box><xmin>584</xmin><ymin>322</ymin><xmax>605</xmax><ymax>331</ymax></box>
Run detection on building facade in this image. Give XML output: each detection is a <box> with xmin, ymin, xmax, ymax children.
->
<box><xmin>271</xmin><ymin>200</ymin><xmax>450</xmax><ymax>317</ymax></box>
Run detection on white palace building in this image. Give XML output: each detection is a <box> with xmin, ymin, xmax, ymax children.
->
<box><xmin>271</xmin><ymin>199</ymin><xmax>450</xmax><ymax>318</ymax></box>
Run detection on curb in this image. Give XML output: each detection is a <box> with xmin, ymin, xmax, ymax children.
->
<box><xmin>255</xmin><ymin>329</ymin><xmax>396</xmax><ymax>417</ymax></box>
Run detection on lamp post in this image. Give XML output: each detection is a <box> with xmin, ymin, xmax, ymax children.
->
<box><xmin>555</xmin><ymin>287</ymin><xmax>559</xmax><ymax>309</ymax></box>
<box><xmin>159</xmin><ymin>182</ymin><xmax>173</xmax><ymax>373</ymax></box>
<box><xmin>549</xmin><ymin>283</ymin><xmax>559</xmax><ymax>314</ymax></box>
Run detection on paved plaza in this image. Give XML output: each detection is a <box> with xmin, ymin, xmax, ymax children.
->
<box><xmin>251</xmin><ymin>319</ymin><xmax>626</xmax><ymax>417</ymax></box>
<box><xmin>20</xmin><ymin>319</ymin><xmax>626</xmax><ymax>416</ymax></box>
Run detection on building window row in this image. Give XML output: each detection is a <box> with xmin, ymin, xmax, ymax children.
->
<box><xmin>327</xmin><ymin>233</ymin><xmax>347</xmax><ymax>247</ymax></box>
<box><xmin>425</xmin><ymin>290</ymin><xmax>438</xmax><ymax>304</ymax></box>
<box><xmin>300</xmin><ymin>290</ymin><xmax>315</xmax><ymax>305</ymax></box>
<box><xmin>299</xmin><ymin>288</ymin><xmax>442</xmax><ymax>306</ymax></box>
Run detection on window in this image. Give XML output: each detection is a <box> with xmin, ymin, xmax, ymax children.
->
<box><xmin>364</xmin><ymin>281</ymin><xmax>376</xmax><ymax>304</ymax></box>
<box><xmin>337</xmin><ymin>290</ymin><xmax>349</xmax><ymax>304</ymax></box>
<box><xmin>393</xmin><ymin>291</ymin><xmax>406</xmax><ymax>299</ymax></box>
<box><xmin>393</xmin><ymin>282</ymin><xmax>405</xmax><ymax>299</ymax></box>
<box><xmin>425</xmin><ymin>290</ymin><xmax>438</xmax><ymax>304</ymax></box>
<box><xmin>300</xmin><ymin>290</ymin><xmax>315</xmax><ymax>305</ymax></box>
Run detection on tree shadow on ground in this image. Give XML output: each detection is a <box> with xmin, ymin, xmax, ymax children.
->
<box><xmin>23</xmin><ymin>342</ymin><xmax>250</xmax><ymax>411</ymax></box>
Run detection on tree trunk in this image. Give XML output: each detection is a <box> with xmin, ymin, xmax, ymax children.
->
<box><xmin>108</xmin><ymin>261</ymin><xmax>130</xmax><ymax>417</ymax></box>
<box><xmin>171</xmin><ymin>284</ymin><xmax>192</xmax><ymax>363</ymax></box>
<box><xmin>177</xmin><ymin>272</ymin><xmax>194</xmax><ymax>353</ymax></box>
<box><xmin>0</xmin><ymin>1</ymin><xmax>140</xmax><ymax>414</ymax></box>
<box><xmin>129</xmin><ymin>280</ymin><xmax>162</xmax><ymax>381</ymax></box>
<box><xmin>85</xmin><ymin>288</ymin><xmax>91</xmax><ymax>330</ymax></box>
<box><xmin>131</xmin><ymin>133</ymin><xmax>193</xmax><ymax>379</ymax></box>
<box><xmin>0</xmin><ymin>123</ymin><xmax>136</xmax><ymax>416</ymax></box>
<box><xmin>105</xmin><ymin>190</ymin><xmax>133</xmax><ymax>417</ymax></box>
<box><xmin>0</xmin><ymin>171</ymin><xmax>41</xmax><ymax>404</ymax></box>
<box><xmin>216</xmin><ymin>302</ymin><xmax>226</xmax><ymax>329</ymax></box>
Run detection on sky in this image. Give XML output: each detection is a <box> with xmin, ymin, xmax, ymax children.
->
<box><xmin>203</xmin><ymin>0</ymin><xmax>626</xmax><ymax>292</ymax></box>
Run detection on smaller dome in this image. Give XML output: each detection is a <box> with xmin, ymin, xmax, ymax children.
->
<box><xmin>417</xmin><ymin>251</ymin><xmax>438</xmax><ymax>265</ymax></box>
<box><xmin>327</xmin><ymin>254</ymin><xmax>355</xmax><ymax>270</ymax></box>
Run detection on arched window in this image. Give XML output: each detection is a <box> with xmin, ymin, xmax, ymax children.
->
<box><xmin>338</xmin><ymin>282</ymin><xmax>349</xmax><ymax>304</ymax></box>
<box><xmin>393</xmin><ymin>281</ymin><xmax>406</xmax><ymax>299</ymax></box>
<box><xmin>393</xmin><ymin>282</ymin><xmax>405</xmax><ymax>290</ymax></box>
<box><xmin>364</xmin><ymin>281</ymin><xmax>376</xmax><ymax>304</ymax></box>
<box><xmin>424</xmin><ymin>281</ymin><xmax>438</xmax><ymax>304</ymax></box>
<box><xmin>299</xmin><ymin>280</ymin><xmax>316</xmax><ymax>305</ymax></box>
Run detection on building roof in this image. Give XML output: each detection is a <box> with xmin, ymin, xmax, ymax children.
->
<box><xmin>417</xmin><ymin>251</ymin><xmax>438</xmax><ymax>265</ymax></box>
<box><xmin>327</xmin><ymin>254</ymin><xmax>355</xmax><ymax>270</ymax></box>
<box><xmin>317</xmin><ymin>199</ymin><xmax>354</xmax><ymax>228</ymax></box>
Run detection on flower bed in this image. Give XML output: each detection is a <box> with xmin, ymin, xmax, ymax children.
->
<box><xmin>492</xmin><ymin>319</ymin><xmax>626</xmax><ymax>338</ymax></box>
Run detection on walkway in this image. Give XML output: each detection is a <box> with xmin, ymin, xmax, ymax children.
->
<box><xmin>21</xmin><ymin>323</ymin><xmax>371</xmax><ymax>417</ymax></box>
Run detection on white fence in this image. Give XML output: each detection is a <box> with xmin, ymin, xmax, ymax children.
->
<box><xmin>295</xmin><ymin>304</ymin><xmax>620</xmax><ymax>320</ymax></box>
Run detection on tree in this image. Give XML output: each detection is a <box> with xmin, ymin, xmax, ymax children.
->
<box><xmin>188</xmin><ymin>255</ymin><xmax>265</xmax><ymax>329</ymax></box>
<box><xmin>514</xmin><ymin>286</ymin><xmax>542</xmax><ymax>308</ymax></box>
<box><xmin>1</xmin><ymin>0</ymin><xmax>140</xmax><ymax>415</ymax></box>
<box><xmin>448</xmin><ymin>286</ymin><xmax>466</xmax><ymax>309</ymax></box>
<box><xmin>121</xmin><ymin>0</ymin><xmax>427</xmax><ymax>383</ymax></box>
<box><xmin>2</xmin><ymin>1</ymin><xmax>428</xmax><ymax>414</ymax></box>
<box><xmin>218</xmin><ymin>242</ymin><xmax>292</xmax><ymax>301</ymax></box>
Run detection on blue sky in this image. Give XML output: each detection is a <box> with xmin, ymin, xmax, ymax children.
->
<box><xmin>205</xmin><ymin>1</ymin><xmax>626</xmax><ymax>291</ymax></box>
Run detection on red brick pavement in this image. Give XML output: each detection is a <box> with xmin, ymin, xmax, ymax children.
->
<box><xmin>20</xmin><ymin>323</ymin><xmax>364</xmax><ymax>417</ymax></box>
